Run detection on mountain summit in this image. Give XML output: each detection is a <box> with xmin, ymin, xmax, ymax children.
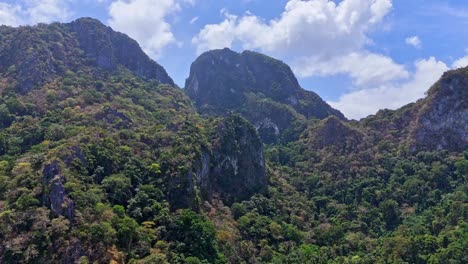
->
<box><xmin>0</xmin><ymin>17</ymin><xmax>174</xmax><ymax>94</ymax></box>
<box><xmin>185</xmin><ymin>48</ymin><xmax>344</xmax><ymax>143</ymax></box>
<box><xmin>409</xmin><ymin>66</ymin><xmax>468</xmax><ymax>151</ymax></box>
<box><xmin>361</xmin><ymin>65</ymin><xmax>468</xmax><ymax>152</ymax></box>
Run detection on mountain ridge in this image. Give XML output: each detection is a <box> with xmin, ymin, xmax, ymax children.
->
<box><xmin>0</xmin><ymin>17</ymin><xmax>174</xmax><ymax>95</ymax></box>
<box><xmin>0</xmin><ymin>17</ymin><xmax>466</xmax><ymax>264</ymax></box>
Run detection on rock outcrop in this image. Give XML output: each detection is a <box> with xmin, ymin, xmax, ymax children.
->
<box><xmin>209</xmin><ymin>114</ymin><xmax>267</xmax><ymax>204</ymax></box>
<box><xmin>68</xmin><ymin>18</ymin><xmax>174</xmax><ymax>85</ymax></box>
<box><xmin>168</xmin><ymin>115</ymin><xmax>267</xmax><ymax>209</ymax></box>
<box><xmin>409</xmin><ymin>67</ymin><xmax>468</xmax><ymax>151</ymax></box>
<box><xmin>0</xmin><ymin>18</ymin><xmax>174</xmax><ymax>94</ymax></box>
<box><xmin>185</xmin><ymin>48</ymin><xmax>344</xmax><ymax>143</ymax></box>
<box><xmin>42</xmin><ymin>161</ymin><xmax>75</xmax><ymax>221</ymax></box>
<box><xmin>360</xmin><ymin>66</ymin><xmax>468</xmax><ymax>152</ymax></box>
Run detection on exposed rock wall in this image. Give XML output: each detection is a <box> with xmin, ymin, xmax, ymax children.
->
<box><xmin>42</xmin><ymin>161</ymin><xmax>75</xmax><ymax>221</ymax></box>
<box><xmin>210</xmin><ymin>114</ymin><xmax>267</xmax><ymax>204</ymax></box>
<box><xmin>168</xmin><ymin>115</ymin><xmax>267</xmax><ymax>209</ymax></box>
<box><xmin>69</xmin><ymin>18</ymin><xmax>174</xmax><ymax>86</ymax></box>
<box><xmin>410</xmin><ymin>68</ymin><xmax>468</xmax><ymax>151</ymax></box>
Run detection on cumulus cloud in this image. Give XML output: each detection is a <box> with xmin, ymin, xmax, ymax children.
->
<box><xmin>194</xmin><ymin>0</ymin><xmax>392</xmax><ymax>56</ymax></box>
<box><xmin>405</xmin><ymin>36</ymin><xmax>422</xmax><ymax>48</ymax></box>
<box><xmin>328</xmin><ymin>57</ymin><xmax>449</xmax><ymax>119</ymax></box>
<box><xmin>108</xmin><ymin>0</ymin><xmax>184</xmax><ymax>59</ymax></box>
<box><xmin>293</xmin><ymin>52</ymin><xmax>409</xmax><ymax>87</ymax></box>
<box><xmin>26</xmin><ymin>0</ymin><xmax>71</xmax><ymax>24</ymax></box>
<box><xmin>192</xmin><ymin>0</ymin><xmax>460</xmax><ymax>119</ymax></box>
<box><xmin>452</xmin><ymin>55</ymin><xmax>468</xmax><ymax>69</ymax></box>
<box><xmin>0</xmin><ymin>0</ymin><xmax>71</xmax><ymax>26</ymax></box>
<box><xmin>192</xmin><ymin>11</ymin><xmax>237</xmax><ymax>54</ymax></box>
<box><xmin>192</xmin><ymin>0</ymin><xmax>406</xmax><ymax>94</ymax></box>
<box><xmin>0</xmin><ymin>3</ymin><xmax>23</xmax><ymax>26</ymax></box>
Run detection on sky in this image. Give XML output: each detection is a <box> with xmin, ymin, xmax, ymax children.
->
<box><xmin>0</xmin><ymin>0</ymin><xmax>467</xmax><ymax>119</ymax></box>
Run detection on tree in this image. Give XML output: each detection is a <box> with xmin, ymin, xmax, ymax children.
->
<box><xmin>169</xmin><ymin>210</ymin><xmax>219</xmax><ymax>262</ymax></box>
<box><xmin>102</xmin><ymin>173</ymin><xmax>132</xmax><ymax>205</ymax></box>
<box><xmin>380</xmin><ymin>200</ymin><xmax>401</xmax><ymax>230</ymax></box>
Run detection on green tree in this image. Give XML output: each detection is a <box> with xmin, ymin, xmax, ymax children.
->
<box><xmin>102</xmin><ymin>173</ymin><xmax>132</xmax><ymax>205</ymax></box>
<box><xmin>380</xmin><ymin>199</ymin><xmax>401</xmax><ymax>230</ymax></box>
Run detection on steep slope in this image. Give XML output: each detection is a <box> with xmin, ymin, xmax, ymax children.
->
<box><xmin>0</xmin><ymin>18</ymin><xmax>174</xmax><ymax>94</ymax></box>
<box><xmin>68</xmin><ymin>18</ymin><xmax>174</xmax><ymax>86</ymax></box>
<box><xmin>0</xmin><ymin>17</ymin><xmax>466</xmax><ymax>264</ymax></box>
<box><xmin>185</xmin><ymin>48</ymin><xmax>344</xmax><ymax>143</ymax></box>
<box><xmin>302</xmin><ymin>116</ymin><xmax>366</xmax><ymax>155</ymax></box>
<box><xmin>255</xmin><ymin>66</ymin><xmax>467</xmax><ymax>263</ymax></box>
<box><xmin>409</xmin><ymin>66</ymin><xmax>468</xmax><ymax>151</ymax></box>
<box><xmin>361</xmin><ymin>66</ymin><xmax>468</xmax><ymax>152</ymax></box>
<box><xmin>0</xmin><ymin>19</ymin><xmax>266</xmax><ymax>263</ymax></box>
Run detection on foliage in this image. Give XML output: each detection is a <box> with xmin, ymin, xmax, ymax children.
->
<box><xmin>0</xmin><ymin>19</ymin><xmax>466</xmax><ymax>264</ymax></box>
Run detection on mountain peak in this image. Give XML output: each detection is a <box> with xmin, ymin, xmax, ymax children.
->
<box><xmin>185</xmin><ymin>48</ymin><xmax>344</xmax><ymax>143</ymax></box>
<box><xmin>0</xmin><ymin>17</ymin><xmax>174</xmax><ymax>94</ymax></box>
<box><xmin>186</xmin><ymin>48</ymin><xmax>305</xmax><ymax>108</ymax></box>
<box><xmin>409</xmin><ymin>65</ymin><xmax>468</xmax><ymax>151</ymax></box>
<box><xmin>71</xmin><ymin>17</ymin><xmax>105</xmax><ymax>25</ymax></box>
<box><xmin>67</xmin><ymin>17</ymin><xmax>174</xmax><ymax>85</ymax></box>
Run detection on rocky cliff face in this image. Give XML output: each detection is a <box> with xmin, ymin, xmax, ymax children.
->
<box><xmin>68</xmin><ymin>18</ymin><xmax>174</xmax><ymax>86</ymax></box>
<box><xmin>360</xmin><ymin>66</ymin><xmax>468</xmax><ymax>152</ymax></box>
<box><xmin>42</xmin><ymin>161</ymin><xmax>74</xmax><ymax>221</ymax></box>
<box><xmin>409</xmin><ymin>67</ymin><xmax>468</xmax><ymax>151</ymax></box>
<box><xmin>168</xmin><ymin>114</ymin><xmax>267</xmax><ymax>209</ymax></box>
<box><xmin>185</xmin><ymin>48</ymin><xmax>344</xmax><ymax>143</ymax></box>
<box><xmin>210</xmin><ymin>114</ymin><xmax>266</xmax><ymax>204</ymax></box>
<box><xmin>0</xmin><ymin>18</ymin><xmax>174</xmax><ymax>94</ymax></box>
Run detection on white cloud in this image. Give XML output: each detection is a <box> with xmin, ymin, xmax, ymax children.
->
<box><xmin>294</xmin><ymin>52</ymin><xmax>409</xmax><ymax>87</ymax></box>
<box><xmin>192</xmin><ymin>0</ymin><xmax>459</xmax><ymax>120</ymax></box>
<box><xmin>193</xmin><ymin>0</ymin><xmax>405</xmax><ymax>94</ymax></box>
<box><xmin>192</xmin><ymin>11</ymin><xmax>237</xmax><ymax>53</ymax></box>
<box><xmin>405</xmin><ymin>35</ymin><xmax>422</xmax><ymax>48</ymax></box>
<box><xmin>0</xmin><ymin>0</ymin><xmax>70</xmax><ymax>26</ymax></box>
<box><xmin>193</xmin><ymin>0</ymin><xmax>393</xmax><ymax>55</ymax></box>
<box><xmin>108</xmin><ymin>0</ymin><xmax>181</xmax><ymax>59</ymax></box>
<box><xmin>190</xmin><ymin>16</ymin><xmax>198</xmax><ymax>24</ymax></box>
<box><xmin>452</xmin><ymin>55</ymin><xmax>468</xmax><ymax>69</ymax></box>
<box><xmin>329</xmin><ymin>57</ymin><xmax>449</xmax><ymax>119</ymax></box>
<box><xmin>26</xmin><ymin>0</ymin><xmax>71</xmax><ymax>24</ymax></box>
<box><xmin>182</xmin><ymin>0</ymin><xmax>196</xmax><ymax>5</ymax></box>
<box><xmin>0</xmin><ymin>3</ymin><xmax>23</xmax><ymax>26</ymax></box>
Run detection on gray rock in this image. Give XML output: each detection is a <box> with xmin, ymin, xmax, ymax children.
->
<box><xmin>69</xmin><ymin>18</ymin><xmax>175</xmax><ymax>86</ymax></box>
<box><xmin>42</xmin><ymin>161</ymin><xmax>75</xmax><ymax>221</ymax></box>
<box><xmin>410</xmin><ymin>69</ymin><xmax>468</xmax><ymax>151</ymax></box>
<box><xmin>168</xmin><ymin>115</ymin><xmax>267</xmax><ymax>210</ymax></box>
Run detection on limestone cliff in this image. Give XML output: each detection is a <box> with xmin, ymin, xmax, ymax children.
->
<box><xmin>409</xmin><ymin>67</ymin><xmax>468</xmax><ymax>151</ymax></box>
<box><xmin>185</xmin><ymin>48</ymin><xmax>344</xmax><ymax>143</ymax></box>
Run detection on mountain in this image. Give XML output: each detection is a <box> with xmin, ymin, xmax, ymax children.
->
<box><xmin>409</xmin><ymin>67</ymin><xmax>468</xmax><ymax>151</ymax></box>
<box><xmin>0</xmin><ymin>18</ymin><xmax>266</xmax><ymax>263</ymax></box>
<box><xmin>0</xmin><ymin>17</ymin><xmax>174</xmax><ymax>94</ymax></box>
<box><xmin>0</xmin><ymin>18</ymin><xmax>467</xmax><ymax>264</ymax></box>
<box><xmin>361</xmin><ymin>66</ymin><xmax>468</xmax><ymax>152</ymax></box>
<box><xmin>185</xmin><ymin>48</ymin><xmax>345</xmax><ymax>143</ymax></box>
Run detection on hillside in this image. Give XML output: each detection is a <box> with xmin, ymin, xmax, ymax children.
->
<box><xmin>0</xmin><ymin>18</ymin><xmax>467</xmax><ymax>264</ymax></box>
<box><xmin>0</xmin><ymin>18</ymin><xmax>265</xmax><ymax>263</ymax></box>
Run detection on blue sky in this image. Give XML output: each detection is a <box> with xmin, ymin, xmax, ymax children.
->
<box><xmin>0</xmin><ymin>0</ymin><xmax>467</xmax><ymax>119</ymax></box>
